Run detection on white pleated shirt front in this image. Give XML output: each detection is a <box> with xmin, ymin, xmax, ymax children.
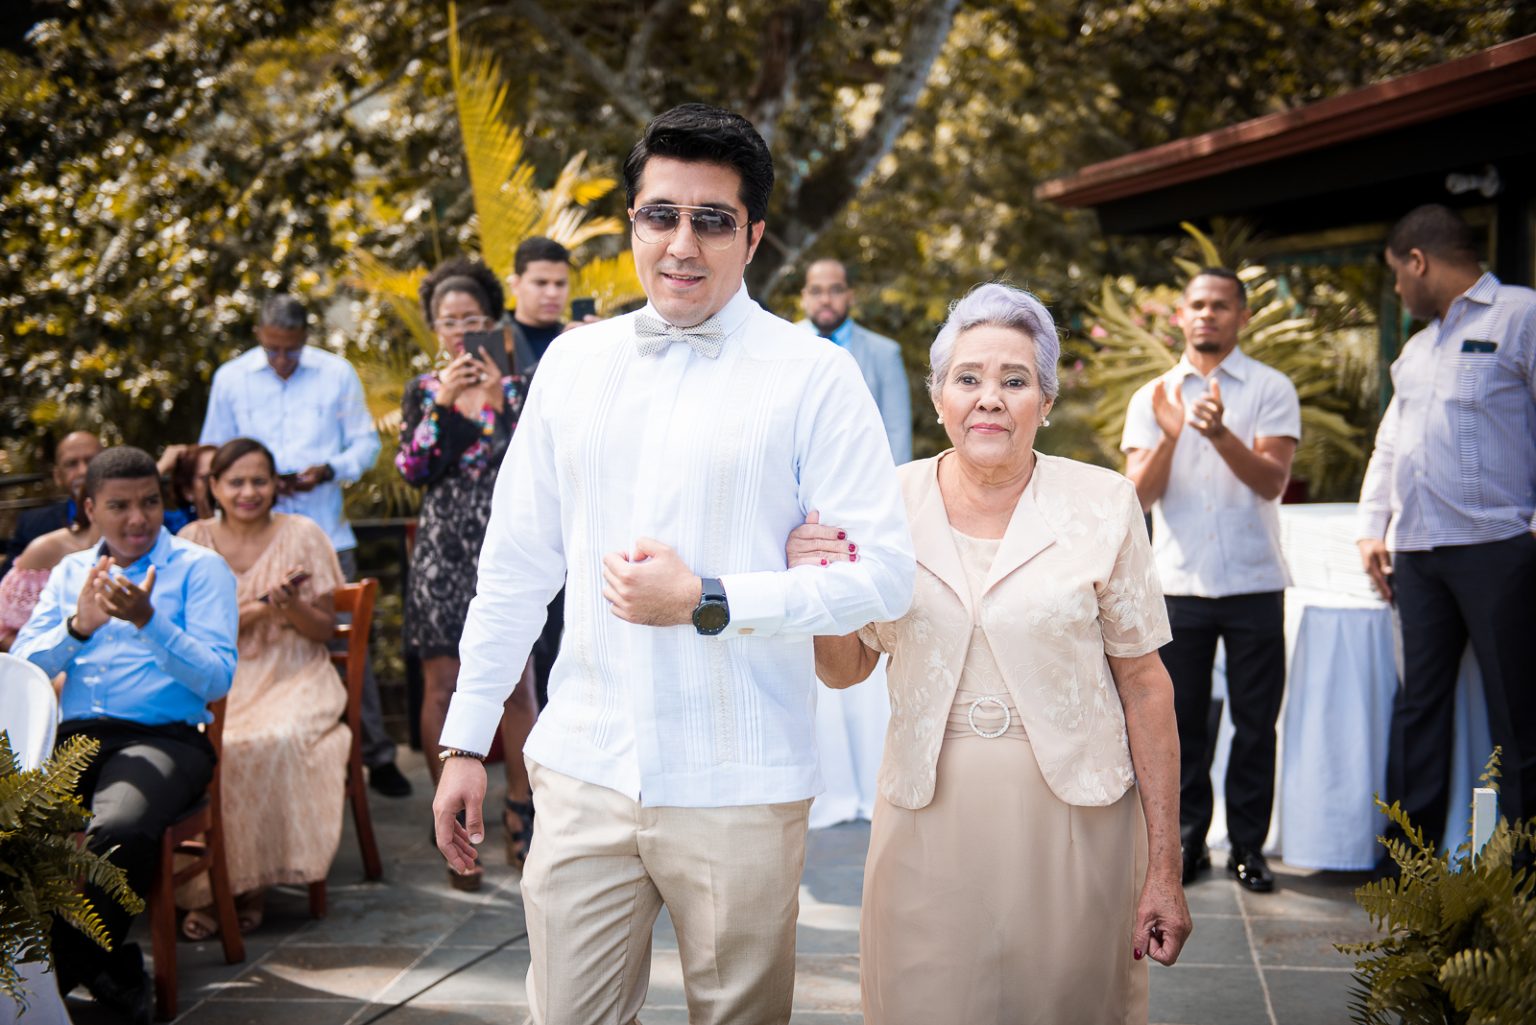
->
<box><xmin>441</xmin><ymin>285</ymin><xmax>915</xmax><ymax>808</ymax></box>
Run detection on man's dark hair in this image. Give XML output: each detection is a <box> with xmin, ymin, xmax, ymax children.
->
<box><xmin>805</xmin><ymin>257</ymin><xmax>854</xmax><ymax>286</ymax></box>
<box><xmin>1386</xmin><ymin>204</ymin><xmax>1479</xmax><ymax>264</ymax></box>
<box><xmin>418</xmin><ymin>257</ymin><xmax>505</xmax><ymax>327</ymax></box>
<box><xmin>83</xmin><ymin>446</ymin><xmax>158</xmax><ymax>498</ymax></box>
<box><xmin>259</xmin><ymin>294</ymin><xmax>308</xmax><ymax>331</ymax></box>
<box><xmin>514</xmin><ymin>237</ymin><xmax>571</xmax><ymax>274</ymax></box>
<box><xmin>623</xmin><ymin>103</ymin><xmax>775</xmax><ymax>225</ymax></box>
<box><xmin>1186</xmin><ymin>267</ymin><xmax>1247</xmax><ymax>307</ymax></box>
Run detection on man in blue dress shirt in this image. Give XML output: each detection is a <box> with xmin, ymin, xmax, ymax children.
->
<box><xmin>1358</xmin><ymin>204</ymin><xmax>1536</xmax><ymax>873</ymax></box>
<box><xmin>199</xmin><ymin>295</ymin><xmax>410</xmax><ymax>796</ymax></box>
<box><xmin>14</xmin><ymin>446</ymin><xmax>238</xmax><ymax>1022</ymax></box>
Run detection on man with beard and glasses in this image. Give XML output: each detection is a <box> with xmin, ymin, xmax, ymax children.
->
<box><xmin>1121</xmin><ymin>268</ymin><xmax>1301</xmax><ymax>894</ymax></box>
<box><xmin>431</xmin><ymin>103</ymin><xmax>914</xmax><ymax>1025</ymax></box>
<box><xmin>799</xmin><ymin>258</ymin><xmax>912</xmax><ymax>464</ymax></box>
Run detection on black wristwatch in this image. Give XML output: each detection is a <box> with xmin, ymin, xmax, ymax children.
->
<box><xmin>319</xmin><ymin>463</ymin><xmax>336</xmax><ymax>483</ymax></box>
<box><xmin>692</xmin><ymin>577</ymin><xmax>730</xmax><ymax>636</ymax></box>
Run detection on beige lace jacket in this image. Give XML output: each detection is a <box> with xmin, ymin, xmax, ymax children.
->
<box><xmin>858</xmin><ymin>452</ymin><xmax>1171</xmax><ymax>809</ymax></box>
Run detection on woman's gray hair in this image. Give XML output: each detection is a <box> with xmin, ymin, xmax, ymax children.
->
<box><xmin>926</xmin><ymin>283</ymin><xmax>1060</xmax><ymax>402</ymax></box>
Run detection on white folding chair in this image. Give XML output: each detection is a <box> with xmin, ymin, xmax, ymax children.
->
<box><xmin>0</xmin><ymin>652</ymin><xmax>68</xmax><ymax>1025</ymax></box>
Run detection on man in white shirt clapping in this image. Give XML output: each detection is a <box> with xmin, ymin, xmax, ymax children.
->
<box><xmin>1122</xmin><ymin>269</ymin><xmax>1301</xmax><ymax>894</ymax></box>
<box><xmin>432</xmin><ymin>104</ymin><xmax>915</xmax><ymax>1025</ymax></box>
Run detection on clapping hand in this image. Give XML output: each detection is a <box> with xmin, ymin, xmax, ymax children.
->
<box><xmin>786</xmin><ymin>511</ymin><xmax>857</xmax><ymax>568</ymax></box>
<box><xmin>1151</xmin><ymin>380</ymin><xmax>1185</xmax><ymax>440</ymax></box>
<box><xmin>94</xmin><ymin>562</ymin><xmax>157</xmax><ymax>630</ymax></box>
<box><xmin>1187</xmin><ymin>378</ymin><xmax>1227</xmax><ymax>439</ymax></box>
<box><xmin>71</xmin><ymin>555</ymin><xmax>114</xmax><ymax>636</ymax></box>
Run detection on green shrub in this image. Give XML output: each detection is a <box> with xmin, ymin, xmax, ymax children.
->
<box><xmin>0</xmin><ymin>732</ymin><xmax>143</xmax><ymax>1009</ymax></box>
<box><xmin>1339</xmin><ymin>750</ymin><xmax>1536</xmax><ymax>1025</ymax></box>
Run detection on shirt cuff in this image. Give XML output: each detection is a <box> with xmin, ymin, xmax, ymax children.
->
<box><xmin>719</xmin><ymin>571</ymin><xmax>786</xmax><ymax>638</ymax></box>
<box><xmin>440</xmin><ymin>692</ymin><xmax>505</xmax><ymax>755</ymax></box>
<box><xmin>1356</xmin><ymin>506</ymin><xmax>1391</xmax><ymax>543</ymax></box>
<box><xmin>136</xmin><ymin>609</ymin><xmax>176</xmax><ymax>648</ymax></box>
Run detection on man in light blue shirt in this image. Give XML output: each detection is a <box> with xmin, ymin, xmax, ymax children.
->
<box><xmin>14</xmin><ymin>446</ymin><xmax>237</xmax><ymax>1021</ymax></box>
<box><xmin>799</xmin><ymin>258</ymin><xmax>913</xmax><ymax>463</ymax></box>
<box><xmin>200</xmin><ymin>295</ymin><xmax>409</xmax><ymax>795</ymax></box>
<box><xmin>1357</xmin><ymin>204</ymin><xmax>1536</xmax><ymax>876</ymax></box>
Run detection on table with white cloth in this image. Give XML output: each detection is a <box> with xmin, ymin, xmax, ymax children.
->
<box><xmin>1204</xmin><ymin>503</ymin><xmax>1493</xmax><ymax>870</ymax></box>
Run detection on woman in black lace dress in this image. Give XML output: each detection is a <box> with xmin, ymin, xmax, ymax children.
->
<box><xmin>397</xmin><ymin>257</ymin><xmax>538</xmax><ymax>889</ymax></box>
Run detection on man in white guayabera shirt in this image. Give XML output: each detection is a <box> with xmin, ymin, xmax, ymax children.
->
<box><xmin>432</xmin><ymin>103</ymin><xmax>915</xmax><ymax>1025</ymax></box>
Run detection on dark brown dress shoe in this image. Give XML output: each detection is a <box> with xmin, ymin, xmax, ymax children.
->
<box><xmin>1182</xmin><ymin>843</ymin><xmax>1211</xmax><ymax>885</ymax></box>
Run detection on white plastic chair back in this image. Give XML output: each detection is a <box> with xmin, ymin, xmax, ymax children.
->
<box><xmin>0</xmin><ymin>652</ymin><xmax>69</xmax><ymax>1025</ymax></box>
<box><xmin>0</xmin><ymin>652</ymin><xmax>58</xmax><ymax>770</ymax></box>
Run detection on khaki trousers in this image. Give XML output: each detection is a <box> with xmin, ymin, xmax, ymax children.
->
<box><xmin>522</xmin><ymin>760</ymin><xmax>812</xmax><ymax>1025</ymax></box>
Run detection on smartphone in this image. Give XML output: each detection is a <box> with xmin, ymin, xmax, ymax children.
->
<box><xmin>278</xmin><ymin>471</ymin><xmax>301</xmax><ymax>487</ymax></box>
<box><xmin>258</xmin><ymin>570</ymin><xmax>311</xmax><ymax>603</ymax></box>
<box><xmin>462</xmin><ymin>328</ymin><xmax>511</xmax><ymax>378</ymax></box>
<box><xmin>570</xmin><ymin>297</ymin><xmax>597</xmax><ymax>321</ymax></box>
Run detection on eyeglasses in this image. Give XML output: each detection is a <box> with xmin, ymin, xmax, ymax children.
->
<box><xmin>435</xmin><ymin>316</ymin><xmax>497</xmax><ymax>333</ymax></box>
<box><xmin>631</xmin><ymin>204</ymin><xmax>743</xmax><ymax>251</ymax></box>
<box><xmin>803</xmin><ymin>285</ymin><xmax>849</xmax><ymax>300</ymax></box>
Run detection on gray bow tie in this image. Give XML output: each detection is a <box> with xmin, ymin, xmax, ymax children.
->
<box><xmin>634</xmin><ymin>312</ymin><xmax>726</xmax><ymax>359</ymax></box>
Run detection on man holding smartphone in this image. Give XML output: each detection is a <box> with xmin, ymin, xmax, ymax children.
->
<box><xmin>200</xmin><ymin>294</ymin><xmax>410</xmax><ymax>797</ymax></box>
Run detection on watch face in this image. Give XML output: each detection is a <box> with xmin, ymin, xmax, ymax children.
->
<box><xmin>694</xmin><ymin>601</ymin><xmax>729</xmax><ymax>635</ymax></box>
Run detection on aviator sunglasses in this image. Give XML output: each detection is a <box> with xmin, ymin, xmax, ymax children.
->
<box><xmin>630</xmin><ymin>204</ymin><xmax>743</xmax><ymax>251</ymax></box>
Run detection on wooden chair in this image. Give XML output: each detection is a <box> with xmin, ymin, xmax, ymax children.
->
<box><xmin>147</xmin><ymin>698</ymin><xmax>245</xmax><ymax>1021</ymax></box>
<box><xmin>309</xmin><ymin>577</ymin><xmax>384</xmax><ymax>919</ymax></box>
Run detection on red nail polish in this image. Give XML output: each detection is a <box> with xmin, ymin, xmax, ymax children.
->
<box><xmin>1133</xmin><ymin>948</ymin><xmax>1143</xmax><ymax>961</ymax></box>
<box><xmin>848</xmin><ymin>543</ymin><xmax>856</xmax><ymax>552</ymax></box>
<box><xmin>837</xmin><ymin>531</ymin><xmax>846</xmax><ymax>540</ymax></box>
<box><xmin>820</xmin><ymin>558</ymin><xmax>827</xmax><ymax>566</ymax></box>
<box><xmin>849</xmin><ymin>553</ymin><xmax>858</xmax><ymax>562</ymax></box>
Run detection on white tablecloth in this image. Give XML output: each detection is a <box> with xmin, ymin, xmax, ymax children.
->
<box><xmin>810</xmin><ymin>659</ymin><xmax>890</xmax><ymax>829</ymax></box>
<box><xmin>1205</xmin><ymin>505</ymin><xmax>1494</xmax><ymax>870</ymax></box>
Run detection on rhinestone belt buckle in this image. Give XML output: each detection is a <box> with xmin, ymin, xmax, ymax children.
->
<box><xmin>966</xmin><ymin>695</ymin><xmax>1011</xmax><ymax>739</ymax></box>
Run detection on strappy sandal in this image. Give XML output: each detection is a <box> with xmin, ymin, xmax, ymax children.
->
<box><xmin>180</xmin><ymin>907</ymin><xmax>219</xmax><ymax>942</ymax></box>
<box><xmin>504</xmin><ymin>797</ymin><xmax>535</xmax><ymax>869</ymax></box>
<box><xmin>235</xmin><ymin>890</ymin><xmax>265</xmax><ymax>934</ymax></box>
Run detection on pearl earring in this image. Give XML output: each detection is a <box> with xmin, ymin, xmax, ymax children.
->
<box><xmin>1040</xmin><ymin>417</ymin><xmax>1051</xmax><ymax>427</ymax></box>
<box><xmin>936</xmin><ymin>414</ymin><xmax>944</xmax><ymax>424</ymax></box>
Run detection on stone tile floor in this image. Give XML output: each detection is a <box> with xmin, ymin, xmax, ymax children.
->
<box><xmin>64</xmin><ymin>751</ymin><xmax>1379</xmax><ymax>1024</ymax></box>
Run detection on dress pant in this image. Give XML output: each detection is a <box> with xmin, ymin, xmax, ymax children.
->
<box><xmin>1163</xmin><ymin>592</ymin><xmax>1286</xmax><ymax>852</ymax></box>
<box><xmin>521</xmin><ymin>760</ymin><xmax>811</xmax><ymax>1025</ymax></box>
<box><xmin>52</xmin><ymin>718</ymin><xmax>215</xmax><ymax>991</ymax></box>
<box><xmin>530</xmin><ymin>587</ymin><xmax>564</xmax><ymax>710</ymax></box>
<box><xmin>336</xmin><ymin>547</ymin><xmax>396</xmax><ymax>769</ymax></box>
<box><xmin>1387</xmin><ymin>533</ymin><xmax>1536</xmax><ymax>850</ymax></box>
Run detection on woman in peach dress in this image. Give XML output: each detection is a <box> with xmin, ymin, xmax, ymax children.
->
<box><xmin>177</xmin><ymin>437</ymin><xmax>350</xmax><ymax>937</ymax></box>
<box><xmin>792</xmin><ymin>284</ymin><xmax>1192</xmax><ymax>1025</ymax></box>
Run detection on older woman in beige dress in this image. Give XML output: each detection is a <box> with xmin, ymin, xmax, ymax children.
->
<box><xmin>791</xmin><ymin>283</ymin><xmax>1191</xmax><ymax>1024</ymax></box>
<box><xmin>177</xmin><ymin>438</ymin><xmax>350</xmax><ymax>938</ymax></box>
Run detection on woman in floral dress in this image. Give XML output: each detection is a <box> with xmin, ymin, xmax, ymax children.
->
<box><xmin>398</xmin><ymin>257</ymin><xmax>537</xmax><ymax>889</ymax></box>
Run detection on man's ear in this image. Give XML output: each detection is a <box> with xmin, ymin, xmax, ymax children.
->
<box><xmin>745</xmin><ymin>220</ymin><xmax>766</xmax><ymax>265</ymax></box>
<box><xmin>82</xmin><ymin>496</ymin><xmax>95</xmax><ymax>520</ymax></box>
<box><xmin>1408</xmin><ymin>247</ymin><xmax>1431</xmax><ymax>277</ymax></box>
